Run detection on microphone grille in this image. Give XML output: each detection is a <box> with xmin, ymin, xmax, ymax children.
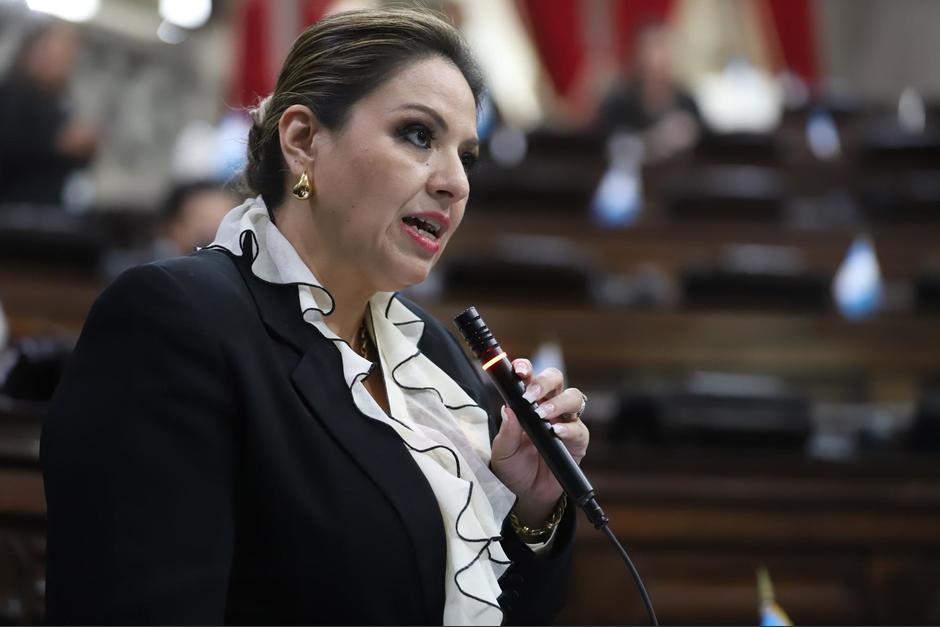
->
<box><xmin>453</xmin><ymin>307</ymin><xmax>499</xmax><ymax>358</ymax></box>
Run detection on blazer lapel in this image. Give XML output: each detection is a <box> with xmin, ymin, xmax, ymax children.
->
<box><xmin>230</xmin><ymin>251</ymin><xmax>445</xmax><ymax>620</ymax></box>
<box><xmin>291</xmin><ymin>350</ymin><xmax>444</xmax><ymax>617</ymax></box>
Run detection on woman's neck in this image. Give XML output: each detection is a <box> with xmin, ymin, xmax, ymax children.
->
<box><xmin>275</xmin><ymin>202</ymin><xmax>373</xmax><ymax>346</ymax></box>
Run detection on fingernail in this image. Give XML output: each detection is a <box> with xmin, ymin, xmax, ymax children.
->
<box><xmin>553</xmin><ymin>424</ymin><xmax>568</xmax><ymax>436</ymax></box>
<box><xmin>534</xmin><ymin>403</ymin><xmax>554</xmax><ymax>419</ymax></box>
<box><xmin>500</xmin><ymin>405</ymin><xmax>508</xmax><ymax>422</ymax></box>
<box><xmin>514</xmin><ymin>362</ymin><xmax>529</xmax><ymax>376</ymax></box>
<box><xmin>522</xmin><ymin>383</ymin><xmax>541</xmax><ymax>403</ymax></box>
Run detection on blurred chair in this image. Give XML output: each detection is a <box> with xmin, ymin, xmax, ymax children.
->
<box><xmin>442</xmin><ymin>233</ymin><xmax>598</xmax><ymax>304</ymax></box>
<box><xmin>856</xmin><ymin>170</ymin><xmax>940</xmax><ymax>224</ymax></box>
<box><xmin>908</xmin><ymin>391</ymin><xmax>940</xmax><ymax>452</ymax></box>
<box><xmin>680</xmin><ymin>244</ymin><xmax>830</xmax><ymax>312</ymax></box>
<box><xmin>915</xmin><ymin>271</ymin><xmax>940</xmax><ymax>315</ymax></box>
<box><xmin>469</xmin><ymin>129</ymin><xmax>606</xmax><ymax>212</ymax></box>
<box><xmin>662</xmin><ymin>165</ymin><xmax>787</xmax><ymax>222</ymax></box>
<box><xmin>611</xmin><ymin>372</ymin><xmax>811</xmax><ymax>448</ymax></box>
<box><xmin>693</xmin><ymin>130</ymin><xmax>780</xmax><ymax>165</ymax></box>
<box><xmin>860</xmin><ymin>126</ymin><xmax>940</xmax><ymax>169</ymax></box>
<box><xmin>0</xmin><ymin>205</ymin><xmax>103</xmax><ymax>270</ymax></box>
<box><xmin>681</xmin><ymin>267</ymin><xmax>830</xmax><ymax>312</ymax></box>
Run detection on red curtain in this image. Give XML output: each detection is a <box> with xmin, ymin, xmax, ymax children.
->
<box><xmin>302</xmin><ymin>0</ymin><xmax>333</xmax><ymax>27</ymax></box>
<box><xmin>766</xmin><ymin>0</ymin><xmax>819</xmax><ymax>85</ymax></box>
<box><xmin>518</xmin><ymin>0</ymin><xmax>676</xmax><ymax>97</ymax></box>
<box><xmin>518</xmin><ymin>0</ymin><xmax>584</xmax><ymax>96</ymax></box>
<box><xmin>232</xmin><ymin>0</ymin><xmax>334</xmax><ymax>108</ymax></box>
<box><xmin>518</xmin><ymin>0</ymin><xmax>820</xmax><ymax>102</ymax></box>
<box><xmin>232</xmin><ymin>0</ymin><xmax>272</xmax><ymax>107</ymax></box>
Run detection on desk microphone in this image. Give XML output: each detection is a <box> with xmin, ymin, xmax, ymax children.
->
<box><xmin>454</xmin><ymin>306</ymin><xmax>658</xmax><ymax>626</ymax></box>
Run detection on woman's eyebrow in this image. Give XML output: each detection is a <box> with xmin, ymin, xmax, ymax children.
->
<box><xmin>393</xmin><ymin>102</ymin><xmax>480</xmax><ymax>148</ymax></box>
<box><xmin>394</xmin><ymin>103</ymin><xmax>449</xmax><ymax>131</ymax></box>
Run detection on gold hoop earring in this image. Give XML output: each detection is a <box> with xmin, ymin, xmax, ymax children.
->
<box><xmin>292</xmin><ymin>170</ymin><xmax>312</xmax><ymax>200</ymax></box>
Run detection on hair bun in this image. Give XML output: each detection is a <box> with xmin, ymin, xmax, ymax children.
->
<box><xmin>248</xmin><ymin>95</ymin><xmax>273</xmax><ymax>128</ymax></box>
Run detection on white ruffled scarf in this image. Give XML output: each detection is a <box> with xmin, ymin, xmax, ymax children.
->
<box><xmin>209</xmin><ymin>197</ymin><xmax>515</xmax><ymax>625</ymax></box>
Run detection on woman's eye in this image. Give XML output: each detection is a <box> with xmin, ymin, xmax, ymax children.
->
<box><xmin>461</xmin><ymin>152</ymin><xmax>478</xmax><ymax>172</ymax></box>
<box><xmin>401</xmin><ymin>124</ymin><xmax>433</xmax><ymax>149</ymax></box>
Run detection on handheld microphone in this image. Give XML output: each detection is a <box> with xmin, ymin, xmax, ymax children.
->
<box><xmin>454</xmin><ymin>306</ymin><xmax>608</xmax><ymax>528</ymax></box>
<box><xmin>454</xmin><ymin>306</ymin><xmax>658</xmax><ymax>626</ymax></box>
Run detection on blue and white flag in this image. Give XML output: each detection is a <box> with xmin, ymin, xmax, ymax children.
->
<box><xmin>833</xmin><ymin>235</ymin><xmax>883</xmax><ymax>320</ymax></box>
<box><xmin>591</xmin><ymin>133</ymin><xmax>644</xmax><ymax>228</ymax></box>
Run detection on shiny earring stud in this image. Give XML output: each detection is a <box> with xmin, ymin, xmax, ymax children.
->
<box><xmin>292</xmin><ymin>170</ymin><xmax>312</xmax><ymax>200</ymax></box>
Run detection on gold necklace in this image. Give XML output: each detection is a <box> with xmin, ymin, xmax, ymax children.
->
<box><xmin>357</xmin><ymin>320</ymin><xmax>370</xmax><ymax>359</ymax></box>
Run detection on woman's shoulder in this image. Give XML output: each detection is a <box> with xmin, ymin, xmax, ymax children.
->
<box><xmin>90</xmin><ymin>248</ymin><xmax>253</xmax><ymax>335</ymax></box>
<box><xmin>106</xmin><ymin>248</ymin><xmax>247</xmax><ymax>305</ymax></box>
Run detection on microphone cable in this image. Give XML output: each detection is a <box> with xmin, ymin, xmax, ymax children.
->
<box><xmin>601</xmin><ymin>522</ymin><xmax>658</xmax><ymax>626</ymax></box>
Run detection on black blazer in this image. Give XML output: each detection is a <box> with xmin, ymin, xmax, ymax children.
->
<box><xmin>41</xmin><ymin>248</ymin><xmax>574</xmax><ymax>625</ymax></box>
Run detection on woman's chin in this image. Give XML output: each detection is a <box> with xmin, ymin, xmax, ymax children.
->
<box><xmin>377</xmin><ymin>260</ymin><xmax>434</xmax><ymax>292</ymax></box>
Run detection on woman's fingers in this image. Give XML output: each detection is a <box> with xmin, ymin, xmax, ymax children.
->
<box><xmin>533</xmin><ymin>387</ymin><xmax>585</xmax><ymax>422</ymax></box>
<box><xmin>520</xmin><ymin>367</ymin><xmax>564</xmax><ymax>403</ymax></box>
<box><xmin>495</xmin><ymin>394</ymin><xmax>590</xmax><ymax>473</ymax></box>
<box><xmin>552</xmin><ymin>419</ymin><xmax>590</xmax><ymax>462</ymax></box>
<box><xmin>505</xmin><ymin>398</ymin><xmax>590</xmax><ymax>463</ymax></box>
<box><xmin>512</xmin><ymin>358</ymin><xmax>533</xmax><ymax>381</ymax></box>
<box><xmin>492</xmin><ymin>405</ymin><xmax>526</xmax><ymax>461</ymax></box>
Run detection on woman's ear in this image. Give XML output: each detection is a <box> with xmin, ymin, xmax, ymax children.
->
<box><xmin>278</xmin><ymin>104</ymin><xmax>321</xmax><ymax>176</ymax></box>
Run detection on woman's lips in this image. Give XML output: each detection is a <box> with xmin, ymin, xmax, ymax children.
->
<box><xmin>403</xmin><ymin>211</ymin><xmax>451</xmax><ymax>237</ymax></box>
<box><xmin>401</xmin><ymin>220</ymin><xmax>441</xmax><ymax>254</ymax></box>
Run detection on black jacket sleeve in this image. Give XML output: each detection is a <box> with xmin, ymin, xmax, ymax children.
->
<box><xmin>41</xmin><ymin>263</ymin><xmax>237</xmax><ymax>625</ymax></box>
<box><xmin>497</xmin><ymin>505</ymin><xmax>575</xmax><ymax>625</ymax></box>
<box><xmin>407</xmin><ymin>297</ymin><xmax>575</xmax><ymax>625</ymax></box>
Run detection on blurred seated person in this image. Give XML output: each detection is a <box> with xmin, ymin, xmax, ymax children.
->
<box><xmin>102</xmin><ymin>181</ymin><xmax>240</xmax><ymax>279</ymax></box>
<box><xmin>0</xmin><ymin>18</ymin><xmax>99</xmax><ymax>207</ymax></box>
<box><xmin>160</xmin><ymin>180</ymin><xmax>241</xmax><ymax>258</ymax></box>
<box><xmin>597</xmin><ymin>19</ymin><xmax>701</xmax><ymax>162</ymax></box>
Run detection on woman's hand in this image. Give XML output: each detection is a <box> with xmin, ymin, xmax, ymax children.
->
<box><xmin>490</xmin><ymin>358</ymin><xmax>590</xmax><ymax>527</ymax></box>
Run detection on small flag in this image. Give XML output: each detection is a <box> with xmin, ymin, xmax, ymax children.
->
<box><xmin>757</xmin><ymin>567</ymin><xmax>793</xmax><ymax>626</ymax></box>
<box><xmin>833</xmin><ymin>234</ymin><xmax>883</xmax><ymax>321</ymax></box>
<box><xmin>591</xmin><ymin>134</ymin><xmax>644</xmax><ymax>228</ymax></box>
<box><xmin>806</xmin><ymin>108</ymin><xmax>841</xmax><ymax>161</ymax></box>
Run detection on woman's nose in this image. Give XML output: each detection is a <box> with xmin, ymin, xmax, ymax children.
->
<box><xmin>427</xmin><ymin>152</ymin><xmax>470</xmax><ymax>202</ymax></box>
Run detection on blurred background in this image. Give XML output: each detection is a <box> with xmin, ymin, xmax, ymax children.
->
<box><xmin>1</xmin><ymin>0</ymin><xmax>940</xmax><ymax>624</ymax></box>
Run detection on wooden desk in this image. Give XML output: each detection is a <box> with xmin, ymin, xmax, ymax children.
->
<box><xmin>446</xmin><ymin>212</ymin><xmax>940</xmax><ymax>282</ymax></box>
<box><xmin>564</xmin><ymin>446</ymin><xmax>940</xmax><ymax>625</ymax></box>
<box><xmin>419</xmin><ymin>300</ymin><xmax>940</xmax><ymax>403</ymax></box>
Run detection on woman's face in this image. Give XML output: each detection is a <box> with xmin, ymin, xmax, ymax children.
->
<box><xmin>310</xmin><ymin>55</ymin><xmax>479</xmax><ymax>291</ymax></box>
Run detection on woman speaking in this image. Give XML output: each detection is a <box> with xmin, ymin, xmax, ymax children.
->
<box><xmin>42</xmin><ymin>9</ymin><xmax>590</xmax><ymax>625</ymax></box>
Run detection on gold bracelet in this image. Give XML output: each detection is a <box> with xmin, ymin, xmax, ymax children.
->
<box><xmin>508</xmin><ymin>494</ymin><xmax>567</xmax><ymax>543</ymax></box>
